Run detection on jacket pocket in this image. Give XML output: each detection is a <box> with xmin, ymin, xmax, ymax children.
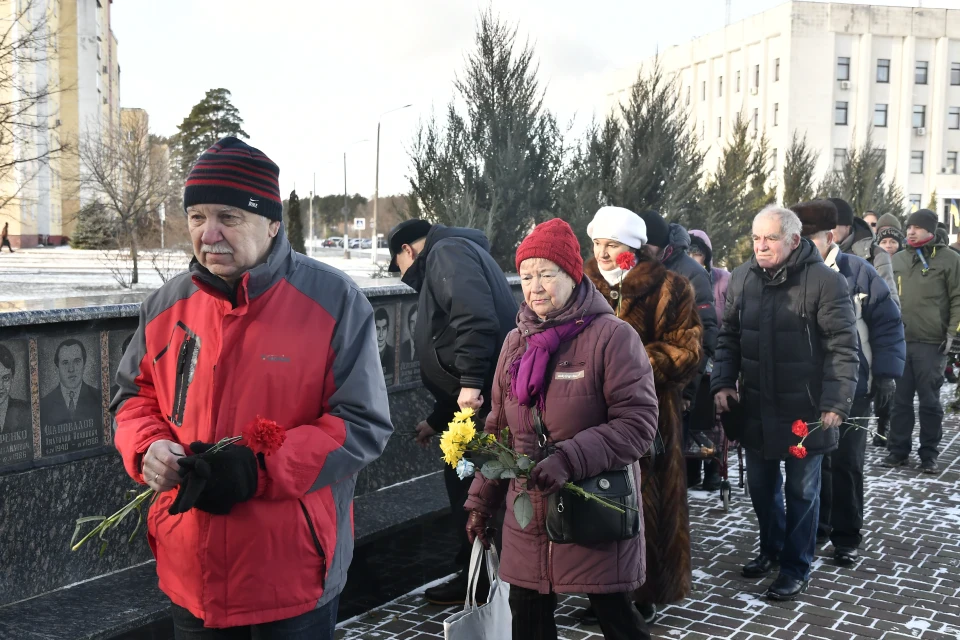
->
<box><xmin>169</xmin><ymin>323</ymin><xmax>200</xmax><ymax>427</ymax></box>
<box><xmin>298</xmin><ymin>499</ymin><xmax>326</xmax><ymax>566</ymax></box>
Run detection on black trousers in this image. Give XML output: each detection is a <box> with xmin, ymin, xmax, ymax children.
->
<box><xmin>509</xmin><ymin>586</ymin><xmax>650</xmax><ymax>640</ymax></box>
<box><xmin>0</xmin><ymin>237</ymin><xmax>11</xmax><ymax>252</ymax></box>
<box><xmin>819</xmin><ymin>396</ymin><xmax>870</xmax><ymax>548</ymax></box>
<box><xmin>889</xmin><ymin>342</ymin><xmax>945</xmax><ymax>463</ymax></box>
<box><xmin>444</xmin><ymin>464</ymin><xmax>474</xmax><ymax>566</ymax></box>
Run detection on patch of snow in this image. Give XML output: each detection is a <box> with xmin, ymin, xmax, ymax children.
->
<box><xmin>735</xmin><ymin>593</ymin><xmax>767</xmax><ymax>609</ymax></box>
<box><xmin>668</xmin><ymin>630</ymin><xmax>683</xmax><ymax>637</ymax></box>
<box><xmin>906</xmin><ymin>619</ymin><xmax>931</xmax><ymax>632</ymax></box>
<box><xmin>691</xmin><ymin>569</ymin><xmax>710</xmax><ymax>580</ymax></box>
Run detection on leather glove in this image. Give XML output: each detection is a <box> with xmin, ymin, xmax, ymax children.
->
<box><xmin>168</xmin><ymin>442</ymin><xmax>258</xmax><ymax>516</ymax></box>
<box><xmin>528</xmin><ymin>450</ymin><xmax>573</xmax><ymax>495</ymax></box>
<box><xmin>466</xmin><ymin>510</ymin><xmax>492</xmax><ymax>549</ymax></box>
<box><xmin>873</xmin><ymin>378</ymin><xmax>895</xmax><ymax>410</ymax></box>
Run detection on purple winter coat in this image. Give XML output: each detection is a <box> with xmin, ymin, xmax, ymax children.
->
<box><xmin>464</xmin><ymin>279</ymin><xmax>659</xmax><ymax>595</ymax></box>
<box><xmin>690</xmin><ymin>229</ymin><xmax>731</xmax><ymax>328</ymax></box>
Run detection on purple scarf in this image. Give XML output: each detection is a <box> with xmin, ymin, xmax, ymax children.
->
<box><xmin>509</xmin><ymin>315</ymin><xmax>596</xmax><ymax>426</ymax></box>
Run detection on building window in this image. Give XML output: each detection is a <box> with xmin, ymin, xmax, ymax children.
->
<box><xmin>754</xmin><ymin>64</ymin><xmax>760</xmax><ymax>87</ymax></box>
<box><xmin>702</xmin><ymin>81</ymin><xmax>706</xmax><ymax>100</ymax></box>
<box><xmin>717</xmin><ymin>116</ymin><xmax>722</xmax><ymax>138</ymax></box>
<box><xmin>949</xmin><ymin>106</ymin><xmax>960</xmax><ymax>130</ymax></box>
<box><xmin>773</xmin><ymin>103</ymin><xmax>779</xmax><ymax>126</ymax></box>
<box><xmin>718</xmin><ymin>76</ymin><xmax>723</xmax><ymax>97</ymax></box>
<box><xmin>874</xmin><ymin>104</ymin><xmax>888</xmax><ymax>127</ymax></box>
<box><xmin>736</xmin><ymin>71</ymin><xmax>741</xmax><ymax>92</ymax></box>
<box><xmin>772</xmin><ymin>148</ymin><xmax>778</xmax><ymax>171</ymax></box>
<box><xmin>877</xmin><ymin>59</ymin><xmax>890</xmax><ymax>83</ymax></box>
<box><xmin>953</xmin><ymin>63</ymin><xmax>960</xmax><ymax>86</ymax></box>
<box><xmin>775</xmin><ymin>58</ymin><xmax>780</xmax><ymax>82</ymax></box>
<box><xmin>833</xmin><ymin>148</ymin><xmax>846</xmax><ymax>172</ymax></box>
<box><xmin>913</xmin><ymin>105</ymin><xmax>926</xmax><ymax>129</ymax></box>
<box><xmin>911</xmin><ymin>151</ymin><xmax>924</xmax><ymax>174</ymax></box>
<box><xmin>916</xmin><ymin>61</ymin><xmax>928</xmax><ymax>85</ymax></box>
<box><xmin>948</xmin><ymin>151</ymin><xmax>958</xmax><ymax>174</ymax></box>
<box><xmin>753</xmin><ymin>108</ymin><xmax>759</xmax><ymax>132</ymax></box>
<box><xmin>837</xmin><ymin>57</ymin><xmax>851</xmax><ymax>81</ymax></box>
<box><xmin>835</xmin><ymin>101</ymin><xmax>848</xmax><ymax>125</ymax></box>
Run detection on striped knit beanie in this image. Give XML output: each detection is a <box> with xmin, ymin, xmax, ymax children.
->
<box><xmin>183</xmin><ymin>137</ymin><xmax>282</xmax><ymax>221</ymax></box>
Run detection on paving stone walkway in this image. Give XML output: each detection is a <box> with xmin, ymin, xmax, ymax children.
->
<box><xmin>337</xmin><ymin>407</ymin><xmax>960</xmax><ymax>639</ymax></box>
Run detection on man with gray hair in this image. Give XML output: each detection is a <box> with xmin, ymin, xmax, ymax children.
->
<box><xmin>712</xmin><ymin>205</ymin><xmax>859</xmax><ymax>601</ymax></box>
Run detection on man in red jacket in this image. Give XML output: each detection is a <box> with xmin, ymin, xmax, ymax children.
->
<box><xmin>111</xmin><ymin>137</ymin><xmax>393</xmax><ymax>637</ymax></box>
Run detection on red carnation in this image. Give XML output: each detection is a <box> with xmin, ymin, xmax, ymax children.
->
<box><xmin>616</xmin><ymin>252</ymin><xmax>637</xmax><ymax>271</ymax></box>
<box><xmin>788</xmin><ymin>445</ymin><xmax>807</xmax><ymax>459</ymax></box>
<box><xmin>791</xmin><ymin>420</ymin><xmax>809</xmax><ymax>437</ymax></box>
<box><xmin>241</xmin><ymin>416</ymin><xmax>287</xmax><ymax>456</ymax></box>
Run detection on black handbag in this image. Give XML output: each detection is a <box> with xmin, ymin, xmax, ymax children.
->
<box><xmin>531</xmin><ymin>409</ymin><xmax>641</xmax><ymax>545</ymax></box>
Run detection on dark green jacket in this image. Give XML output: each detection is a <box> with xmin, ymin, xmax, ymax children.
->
<box><xmin>892</xmin><ymin>239</ymin><xmax>960</xmax><ymax>345</ymax></box>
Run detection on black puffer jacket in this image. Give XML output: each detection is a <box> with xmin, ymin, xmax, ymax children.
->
<box><xmin>401</xmin><ymin>225</ymin><xmax>518</xmax><ymax>429</ymax></box>
<box><xmin>711</xmin><ymin>238</ymin><xmax>860</xmax><ymax>459</ymax></box>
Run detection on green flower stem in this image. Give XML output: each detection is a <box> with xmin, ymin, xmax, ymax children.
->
<box><xmin>562</xmin><ymin>483</ymin><xmax>638</xmax><ymax>513</ymax></box>
<box><xmin>71</xmin><ymin>487</ymin><xmax>155</xmax><ymax>552</ymax></box>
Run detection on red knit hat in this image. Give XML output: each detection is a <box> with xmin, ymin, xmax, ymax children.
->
<box><xmin>515</xmin><ymin>218</ymin><xmax>583</xmax><ymax>284</ymax></box>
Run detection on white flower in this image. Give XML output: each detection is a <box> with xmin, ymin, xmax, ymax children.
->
<box><xmin>455</xmin><ymin>458</ymin><xmax>476</xmax><ymax>481</ymax></box>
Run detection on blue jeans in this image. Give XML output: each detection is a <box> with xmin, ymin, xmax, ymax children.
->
<box><xmin>171</xmin><ymin>596</ymin><xmax>339</xmax><ymax>640</ymax></box>
<box><xmin>745</xmin><ymin>450</ymin><xmax>823</xmax><ymax>582</ymax></box>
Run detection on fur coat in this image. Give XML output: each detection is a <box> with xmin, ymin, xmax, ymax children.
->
<box><xmin>585</xmin><ymin>256</ymin><xmax>702</xmax><ymax>605</ymax></box>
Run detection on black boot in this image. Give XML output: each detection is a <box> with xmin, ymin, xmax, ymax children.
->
<box><xmin>423</xmin><ymin>569</ymin><xmax>489</xmax><ymax>606</ymax></box>
<box><xmin>766</xmin><ymin>573</ymin><xmax>808</xmax><ymax>601</ymax></box>
<box><xmin>873</xmin><ymin>415</ymin><xmax>888</xmax><ymax>447</ymax></box>
<box><xmin>702</xmin><ymin>460</ymin><xmax>722</xmax><ymax>492</ymax></box>
<box><xmin>742</xmin><ymin>553</ymin><xmax>779</xmax><ymax>578</ymax></box>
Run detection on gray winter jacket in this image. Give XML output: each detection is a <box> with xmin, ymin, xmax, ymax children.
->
<box><xmin>842</xmin><ymin>217</ymin><xmax>900</xmax><ymax>308</ymax></box>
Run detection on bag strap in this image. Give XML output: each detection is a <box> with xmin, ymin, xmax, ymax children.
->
<box><xmin>464</xmin><ymin>538</ymin><xmax>501</xmax><ymax>610</ymax></box>
<box><xmin>532</xmin><ymin>406</ymin><xmax>549</xmax><ymax>452</ymax></box>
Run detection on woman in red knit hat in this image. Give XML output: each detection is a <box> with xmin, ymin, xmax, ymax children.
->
<box><xmin>464</xmin><ymin>218</ymin><xmax>659</xmax><ymax>639</ymax></box>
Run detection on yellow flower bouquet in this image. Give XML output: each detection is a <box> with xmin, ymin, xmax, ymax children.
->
<box><xmin>440</xmin><ymin>408</ymin><xmax>635</xmax><ymax>529</ymax></box>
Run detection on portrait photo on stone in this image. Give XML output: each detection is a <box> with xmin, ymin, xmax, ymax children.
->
<box><xmin>373</xmin><ymin>303</ymin><xmax>396</xmax><ymax>387</ymax></box>
<box><xmin>0</xmin><ymin>339</ymin><xmax>34</xmax><ymax>467</ymax></box>
<box><xmin>37</xmin><ymin>334</ymin><xmax>104</xmax><ymax>457</ymax></box>
<box><xmin>398</xmin><ymin>301</ymin><xmax>420</xmax><ymax>385</ymax></box>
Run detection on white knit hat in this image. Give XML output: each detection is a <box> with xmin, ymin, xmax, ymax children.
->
<box><xmin>586</xmin><ymin>206</ymin><xmax>647</xmax><ymax>249</ymax></box>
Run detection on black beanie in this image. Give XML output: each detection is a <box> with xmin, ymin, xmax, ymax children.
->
<box><xmin>906</xmin><ymin>209</ymin><xmax>939</xmax><ymax>235</ymax></box>
<box><xmin>183</xmin><ymin>137</ymin><xmax>283</xmax><ymax>221</ymax></box>
<box><xmin>639</xmin><ymin>210</ymin><xmax>670</xmax><ymax>248</ymax></box>
<box><xmin>828</xmin><ymin>198</ymin><xmax>854</xmax><ymax>227</ymax></box>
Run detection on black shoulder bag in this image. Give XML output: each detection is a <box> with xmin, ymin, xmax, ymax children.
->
<box><xmin>531</xmin><ymin>408</ymin><xmax>641</xmax><ymax>545</ymax></box>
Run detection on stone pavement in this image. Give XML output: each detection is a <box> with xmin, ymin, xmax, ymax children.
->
<box><xmin>336</xmin><ymin>409</ymin><xmax>960</xmax><ymax>639</ymax></box>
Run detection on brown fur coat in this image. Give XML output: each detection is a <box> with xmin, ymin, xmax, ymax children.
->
<box><xmin>585</xmin><ymin>256</ymin><xmax>702</xmax><ymax>605</ymax></box>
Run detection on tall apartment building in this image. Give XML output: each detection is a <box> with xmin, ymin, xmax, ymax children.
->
<box><xmin>0</xmin><ymin>0</ymin><xmax>119</xmax><ymax>249</ymax></box>
<box><xmin>643</xmin><ymin>2</ymin><xmax>960</xmax><ymax>227</ymax></box>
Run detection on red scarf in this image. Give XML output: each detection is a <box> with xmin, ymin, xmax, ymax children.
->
<box><xmin>907</xmin><ymin>235</ymin><xmax>935</xmax><ymax>249</ymax></box>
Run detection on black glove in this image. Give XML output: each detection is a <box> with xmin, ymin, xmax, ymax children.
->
<box><xmin>168</xmin><ymin>442</ymin><xmax>258</xmax><ymax>516</ymax></box>
<box><xmin>873</xmin><ymin>378</ymin><xmax>895</xmax><ymax>410</ymax></box>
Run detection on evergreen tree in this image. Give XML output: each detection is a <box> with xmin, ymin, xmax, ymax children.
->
<box><xmin>408</xmin><ymin>8</ymin><xmax>563</xmax><ymax>269</ymax></box>
<box><xmin>71</xmin><ymin>202</ymin><xmax>117</xmax><ymax>250</ymax></box>
<box><xmin>782</xmin><ymin>132</ymin><xmax>819</xmax><ymax>207</ymax></box>
<box><xmin>818</xmin><ymin>133</ymin><xmax>903</xmax><ymax>216</ymax></box>
<box><xmin>701</xmin><ymin>116</ymin><xmax>775</xmax><ymax>266</ymax></box>
<box><xmin>928</xmin><ymin>190</ymin><xmax>938</xmax><ymax>211</ymax></box>
<box><xmin>173</xmin><ymin>88</ymin><xmax>249</xmax><ymax>178</ymax></box>
<box><xmin>285</xmin><ymin>190</ymin><xmax>306</xmax><ymax>253</ymax></box>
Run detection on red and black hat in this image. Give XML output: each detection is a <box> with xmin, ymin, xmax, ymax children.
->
<box><xmin>183</xmin><ymin>137</ymin><xmax>282</xmax><ymax>221</ymax></box>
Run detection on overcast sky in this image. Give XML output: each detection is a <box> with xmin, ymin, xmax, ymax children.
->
<box><xmin>112</xmin><ymin>0</ymin><xmax>937</xmax><ymax>203</ymax></box>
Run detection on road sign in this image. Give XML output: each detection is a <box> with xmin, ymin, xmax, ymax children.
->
<box><xmin>354</xmin><ymin>218</ymin><xmax>366</xmax><ymax>230</ymax></box>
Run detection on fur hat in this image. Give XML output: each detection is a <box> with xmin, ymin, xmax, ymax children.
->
<box><xmin>791</xmin><ymin>200</ymin><xmax>838</xmax><ymax>237</ymax></box>
<box><xmin>828</xmin><ymin>198</ymin><xmax>855</xmax><ymax>227</ymax></box>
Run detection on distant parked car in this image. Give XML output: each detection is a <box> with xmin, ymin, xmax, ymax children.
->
<box><xmin>377</xmin><ymin>238</ymin><xmax>388</xmax><ymax>249</ymax></box>
<box><xmin>349</xmin><ymin>238</ymin><xmax>362</xmax><ymax>249</ymax></box>
<box><xmin>323</xmin><ymin>238</ymin><xmax>343</xmax><ymax>248</ymax></box>
<box><xmin>360</xmin><ymin>239</ymin><xmax>372</xmax><ymax>249</ymax></box>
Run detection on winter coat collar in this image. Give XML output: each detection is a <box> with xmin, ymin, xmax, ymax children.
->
<box><xmin>839</xmin><ymin>217</ymin><xmax>873</xmax><ymax>254</ymax></box>
<box><xmin>190</xmin><ymin>225</ymin><xmax>294</xmax><ymax>307</ymax></box>
<box><xmin>823</xmin><ymin>243</ymin><xmax>842</xmax><ymax>272</ymax></box>
<box><xmin>517</xmin><ymin>277</ymin><xmax>613</xmax><ymax>337</ymax></box>
<box><xmin>401</xmin><ymin>224</ymin><xmax>491</xmax><ymax>292</ymax></box>
<box><xmin>584</xmin><ymin>255</ymin><xmax>667</xmax><ymax>303</ymax></box>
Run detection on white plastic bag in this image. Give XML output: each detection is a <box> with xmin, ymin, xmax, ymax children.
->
<box><xmin>443</xmin><ymin>539</ymin><xmax>512</xmax><ymax>639</ymax></box>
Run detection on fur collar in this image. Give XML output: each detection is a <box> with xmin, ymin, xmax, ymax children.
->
<box><xmin>584</xmin><ymin>255</ymin><xmax>668</xmax><ymax>305</ymax></box>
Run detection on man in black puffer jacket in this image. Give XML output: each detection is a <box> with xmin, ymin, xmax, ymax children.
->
<box><xmin>388</xmin><ymin>219</ymin><xmax>517</xmax><ymax>605</ymax></box>
<box><xmin>712</xmin><ymin>206</ymin><xmax>859</xmax><ymax>602</ymax></box>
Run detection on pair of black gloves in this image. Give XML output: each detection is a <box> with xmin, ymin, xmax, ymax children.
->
<box><xmin>167</xmin><ymin>442</ymin><xmax>260</xmax><ymax>516</ymax></box>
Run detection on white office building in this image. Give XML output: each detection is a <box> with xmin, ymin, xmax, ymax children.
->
<box><xmin>641</xmin><ymin>2</ymin><xmax>960</xmax><ymax>227</ymax></box>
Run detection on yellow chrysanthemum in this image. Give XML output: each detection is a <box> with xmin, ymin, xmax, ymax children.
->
<box><xmin>453</xmin><ymin>407</ymin><xmax>476</xmax><ymax>423</ymax></box>
<box><xmin>439</xmin><ymin>420</ymin><xmax>478</xmax><ymax>468</ymax></box>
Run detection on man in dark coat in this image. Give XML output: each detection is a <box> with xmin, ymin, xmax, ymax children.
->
<box><xmin>793</xmin><ymin>200</ymin><xmax>905</xmax><ymax>567</ymax></box>
<box><xmin>40</xmin><ymin>339</ymin><xmax>102</xmax><ymax>433</ymax></box>
<box><xmin>713</xmin><ymin>206</ymin><xmax>859</xmax><ymax>601</ymax></box>
<box><xmin>374</xmin><ymin>306</ymin><xmax>395</xmax><ymax>381</ymax></box>
<box><xmin>388</xmin><ymin>219</ymin><xmax>517</xmax><ymax>605</ymax></box>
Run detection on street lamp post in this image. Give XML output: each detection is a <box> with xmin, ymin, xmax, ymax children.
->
<box><xmin>342</xmin><ymin>139</ymin><xmax>370</xmax><ymax>259</ymax></box>
<box><xmin>372</xmin><ymin>104</ymin><xmax>412</xmax><ymax>264</ymax></box>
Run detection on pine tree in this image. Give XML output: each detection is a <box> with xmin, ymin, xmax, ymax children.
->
<box><xmin>782</xmin><ymin>132</ymin><xmax>819</xmax><ymax>207</ymax></box>
<box><xmin>928</xmin><ymin>190</ymin><xmax>938</xmax><ymax>211</ymax></box>
<box><xmin>818</xmin><ymin>133</ymin><xmax>903</xmax><ymax>216</ymax></box>
<box><xmin>285</xmin><ymin>190</ymin><xmax>306</xmax><ymax>253</ymax></box>
<box><xmin>71</xmin><ymin>202</ymin><xmax>117</xmax><ymax>250</ymax></box>
<box><xmin>173</xmin><ymin>88</ymin><xmax>249</xmax><ymax>179</ymax></box>
<box><xmin>408</xmin><ymin>9</ymin><xmax>563</xmax><ymax>269</ymax></box>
